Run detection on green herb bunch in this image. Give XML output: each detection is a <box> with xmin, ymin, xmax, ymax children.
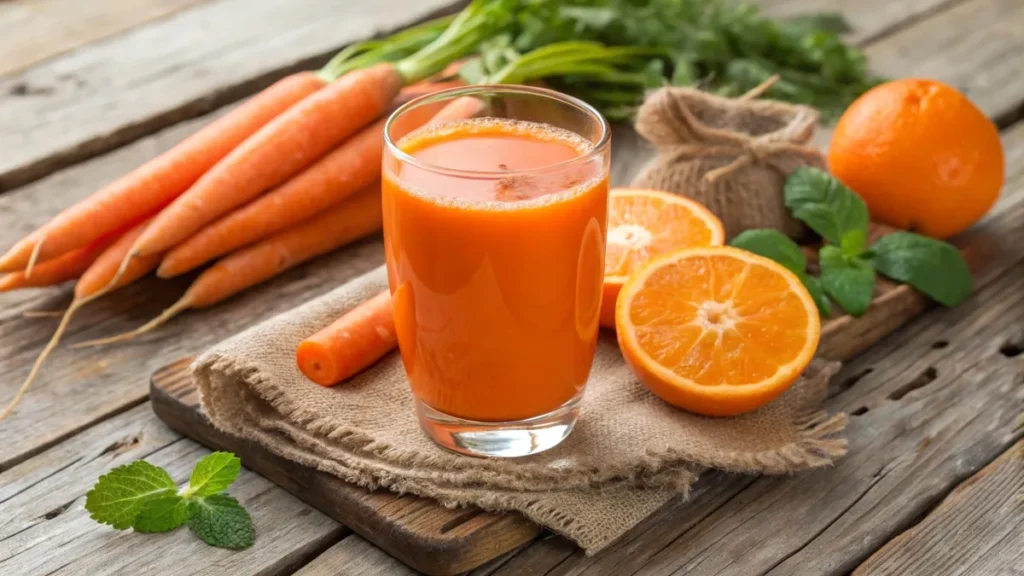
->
<box><xmin>469</xmin><ymin>0</ymin><xmax>881</xmax><ymax>120</ymax></box>
<box><xmin>85</xmin><ymin>452</ymin><xmax>254</xmax><ymax>550</ymax></box>
<box><xmin>731</xmin><ymin>167</ymin><xmax>972</xmax><ymax>317</ymax></box>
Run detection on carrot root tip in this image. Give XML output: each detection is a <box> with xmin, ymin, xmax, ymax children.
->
<box><xmin>24</xmin><ymin>237</ymin><xmax>45</xmax><ymax>280</ymax></box>
<box><xmin>71</xmin><ymin>298</ymin><xmax>189</xmax><ymax>349</ymax></box>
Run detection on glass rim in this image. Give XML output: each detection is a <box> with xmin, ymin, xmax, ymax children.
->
<box><xmin>383</xmin><ymin>84</ymin><xmax>611</xmax><ymax>178</ymax></box>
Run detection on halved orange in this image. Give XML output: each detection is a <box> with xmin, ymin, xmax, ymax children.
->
<box><xmin>601</xmin><ymin>188</ymin><xmax>724</xmax><ymax>327</ymax></box>
<box><xmin>616</xmin><ymin>246</ymin><xmax>820</xmax><ymax>416</ymax></box>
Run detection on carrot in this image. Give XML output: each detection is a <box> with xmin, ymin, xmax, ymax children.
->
<box><xmin>76</xmin><ymin>187</ymin><xmax>384</xmax><ymax>348</ymax></box>
<box><xmin>297</xmin><ymin>291</ymin><xmax>395</xmax><ymax>386</ymax></box>
<box><xmin>0</xmin><ymin>232</ymin><xmax>119</xmax><ymax>291</ymax></box>
<box><xmin>157</xmin><ymin>85</ymin><xmax>451</xmax><ymax>279</ymax></box>
<box><xmin>127</xmin><ymin>63</ymin><xmax>402</xmax><ymax>261</ymax></box>
<box><xmin>125</xmin><ymin>0</ymin><xmax>502</xmax><ymax>263</ymax></box>
<box><xmin>1</xmin><ymin>219</ymin><xmax>163</xmax><ymax>420</ymax></box>
<box><xmin>0</xmin><ymin>72</ymin><xmax>326</xmax><ymax>274</ymax></box>
<box><xmin>392</xmin><ymin>78</ymin><xmax>466</xmax><ymax>108</ymax></box>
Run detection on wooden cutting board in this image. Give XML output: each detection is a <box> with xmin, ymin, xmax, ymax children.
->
<box><xmin>150</xmin><ymin>226</ymin><xmax>984</xmax><ymax>575</ymax></box>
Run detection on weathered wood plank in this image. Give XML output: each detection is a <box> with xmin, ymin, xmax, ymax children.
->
<box><xmin>0</xmin><ymin>403</ymin><xmax>346</xmax><ymax>575</ymax></box>
<box><xmin>759</xmin><ymin>0</ymin><xmax>957</xmax><ymax>44</ymax></box>
<box><xmin>294</xmin><ymin>536</ymin><xmax>419</xmax><ymax>576</ymax></box>
<box><xmin>0</xmin><ymin>0</ymin><xmax>462</xmax><ymax>192</ymax></box>
<box><xmin>854</xmin><ymin>439</ymin><xmax>1024</xmax><ymax>575</ymax></box>
<box><xmin>0</xmin><ymin>103</ymin><xmax>386</xmax><ymax>471</ymax></box>
<box><xmin>0</xmin><ymin>0</ymin><xmax>208</xmax><ymax>77</ymax></box>
<box><xmin>866</xmin><ymin>0</ymin><xmax>1024</xmax><ymax>123</ymax></box>
<box><xmin>469</xmin><ymin>120</ymin><xmax>1024</xmax><ymax>576</ymax></box>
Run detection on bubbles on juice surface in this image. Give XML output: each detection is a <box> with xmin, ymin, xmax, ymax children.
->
<box><xmin>393</xmin><ymin>118</ymin><xmax>607</xmax><ymax>211</ymax></box>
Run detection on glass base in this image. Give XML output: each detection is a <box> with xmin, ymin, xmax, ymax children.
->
<box><xmin>416</xmin><ymin>392</ymin><xmax>582</xmax><ymax>458</ymax></box>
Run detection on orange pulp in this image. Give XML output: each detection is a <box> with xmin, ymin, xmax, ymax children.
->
<box><xmin>383</xmin><ymin>118</ymin><xmax>609</xmax><ymax>422</ymax></box>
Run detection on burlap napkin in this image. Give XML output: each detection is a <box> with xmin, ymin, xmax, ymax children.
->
<box><xmin>194</xmin><ymin>266</ymin><xmax>847</xmax><ymax>553</ymax></box>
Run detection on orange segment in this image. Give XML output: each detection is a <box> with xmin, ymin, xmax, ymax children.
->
<box><xmin>601</xmin><ymin>188</ymin><xmax>724</xmax><ymax>327</ymax></box>
<box><xmin>616</xmin><ymin>246</ymin><xmax>820</xmax><ymax>416</ymax></box>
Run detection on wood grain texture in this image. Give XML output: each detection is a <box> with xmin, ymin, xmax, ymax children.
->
<box><xmin>866</xmin><ymin>0</ymin><xmax>1024</xmax><ymax>123</ymax></box>
<box><xmin>150</xmin><ymin>362</ymin><xmax>541</xmax><ymax>576</ymax></box>
<box><xmin>458</xmin><ymin>122</ymin><xmax>1024</xmax><ymax>576</ymax></box>
<box><xmin>0</xmin><ymin>403</ymin><xmax>346</xmax><ymax>576</ymax></box>
<box><xmin>759</xmin><ymin>0</ymin><xmax>960</xmax><ymax>44</ymax></box>
<box><xmin>0</xmin><ymin>0</ymin><xmax>463</xmax><ymax>192</ymax></box>
<box><xmin>0</xmin><ymin>0</ymin><xmax>208</xmax><ymax>77</ymax></box>
<box><xmin>854</xmin><ymin>439</ymin><xmax>1024</xmax><ymax>575</ymax></box>
<box><xmin>294</xmin><ymin>536</ymin><xmax>419</xmax><ymax>576</ymax></box>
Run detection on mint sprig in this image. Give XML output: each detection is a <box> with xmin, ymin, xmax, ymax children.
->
<box><xmin>731</xmin><ymin>167</ymin><xmax>973</xmax><ymax>317</ymax></box>
<box><xmin>784</xmin><ymin>167</ymin><xmax>870</xmax><ymax>248</ymax></box>
<box><xmin>85</xmin><ymin>452</ymin><xmax>253</xmax><ymax>549</ymax></box>
<box><xmin>819</xmin><ymin>245</ymin><xmax>875</xmax><ymax>316</ymax></box>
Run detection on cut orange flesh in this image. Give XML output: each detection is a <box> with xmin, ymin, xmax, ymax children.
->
<box><xmin>601</xmin><ymin>188</ymin><xmax>724</xmax><ymax>327</ymax></box>
<box><xmin>616</xmin><ymin>246</ymin><xmax>820</xmax><ymax>416</ymax></box>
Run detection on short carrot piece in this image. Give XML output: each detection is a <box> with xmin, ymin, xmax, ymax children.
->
<box><xmin>1</xmin><ymin>219</ymin><xmax>164</xmax><ymax>420</ymax></box>
<box><xmin>129</xmin><ymin>63</ymin><xmax>403</xmax><ymax>259</ymax></box>
<box><xmin>0</xmin><ymin>72</ymin><xmax>325</xmax><ymax>274</ymax></box>
<box><xmin>297</xmin><ymin>291</ymin><xmax>396</xmax><ymax>386</ymax></box>
<box><xmin>76</xmin><ymin>187</ymin><xmax>384</xmax><ymax>348</ymax></box>
<box><xmin>157</xmin><ymin>85</ymin><xmax>450</xmax><ymax>279</ymax></box>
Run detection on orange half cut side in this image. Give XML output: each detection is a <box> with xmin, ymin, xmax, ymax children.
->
<box><xmin>601</xmin><ymin>188</ymin><xmax>724</xmax><ymax>327</ymax></box>
<box><xmin>616</xmin><ymin>246</ymin><xmax>820</xmax><ymax>416</ymax></box>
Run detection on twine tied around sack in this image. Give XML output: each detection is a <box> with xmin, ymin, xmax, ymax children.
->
<box><xmin>632</xmin><ymin>77</ymin><xmax>827</xmax><ymax>239</ymax></box>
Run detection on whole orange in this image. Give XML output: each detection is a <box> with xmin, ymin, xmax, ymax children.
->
<box><xmin>828</xmin><ymin>78</ymin><xmax>1004</xmax><ymax>239</ymax></box>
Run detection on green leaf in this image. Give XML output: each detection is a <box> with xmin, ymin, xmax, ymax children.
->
<box><xmin>819</xmin><ymin>246</ymin><xmax>875</xmax><ymax>317</ymax></box>
<box><xmin>133</xmin><ymin>494</ymin><xmax>189</xmax><ymax>533</ymax></box>
<box><xmin>870</xmin><ymin>232</ymin><xmax>972</xmax><ymax>306</ymax></box>
<box><xmin>187</xmin><ymin>452</ymin><xmax>241</xmax><ymax>498</ymax></box>
<box><xmin>800</xmin><ymin>273</ymin><xmax>833</xmax><ymax>317</ymax></box>
<box><xmin>730</xmin><ymin>229</ymin><xmax>806</xmax><ymax>275</ymax></box>
<box><xmin>784</xmin><ymin>167</ymin><xmax>870</xmax><ymax>246</ymax></box>
<box><xmin>840</xmin><ymin>228</ymin><xmax>867</xmax><ymax>258</ymax></box>
<box><xmin>85</xmin><ymin>461</ymin><xmax>178</xmax><ymax>530</ymax></box>
<box><xmin>188</xmin><ymin>494</ymin><xmax>255</xmax><ymax>550</ymax></box>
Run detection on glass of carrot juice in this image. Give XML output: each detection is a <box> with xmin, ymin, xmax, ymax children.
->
<box><xmin>382</xmin><ymin>85</ymin><xmax>610</xmax><ymax>458</ymax></box>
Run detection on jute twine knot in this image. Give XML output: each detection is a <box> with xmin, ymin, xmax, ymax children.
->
<box><xmin>632</xmin><ymin>77</ymin><xmax>826</xmax><ymax>239</ymax></box>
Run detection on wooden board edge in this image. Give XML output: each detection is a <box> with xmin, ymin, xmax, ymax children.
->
<box><xmin>149</xmin><ymin>370</ymin><xmax>540</xmax><ymax>576</ymax></box>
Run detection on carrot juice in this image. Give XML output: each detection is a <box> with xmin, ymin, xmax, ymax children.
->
<box><xmin>382</xmin><ymin>86</ymin><xmax>610</xmax><ymax>456</ymax></box>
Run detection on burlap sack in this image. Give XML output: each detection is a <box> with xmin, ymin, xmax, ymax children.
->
<box><xmin>194</xmin><ymin>266</ymin><xmax>847</xmax><ymax>553</ymax></box>
<box><xmin>632</xmin><ymin>85</ymin><xmax>826</xmax><ymax>239</ymax></box>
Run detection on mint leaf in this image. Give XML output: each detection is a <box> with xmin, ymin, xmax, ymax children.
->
<box><xmin>730</xmin><ymin>229</ymin><xmax>806</xmax><ymax>274</ymax></box>
<box><xmin>730</xmin><ymin>229</ymin><xmax>832</xmax><ymax>316</ymax></box>
<box><xmin>784</xmin><ymin>167</ymin><xmax>869</xmax><ymax>247</ymax></box>
<box><xmin>187</xmin><ymin>452</ymin><xmax>241</xmax><ymax>498</ymax></box>
<box><xmin>820</xmin><ymin>246</ymin><xmax>875</xmax><ymax>317</ymax></box>
<box><xmin>840</xmin><ymin>228</ymin><xmax>867</xmax><ymax>257</ymax></box>
<box><xmin>188</xmin><ymin>494</ymin><xmax>255</xmax><ymax>550</ymax></box>
<box><xmin>870</xmin><ymin>232</ymin><xmax>972</xmax><ymax>306</ymax></box>
<box><xmin>800</xmin><ymin>274</ymin><xmax>833</xmax><ymax>317</ymax></box>
<box><xmin>85</xmin><ymin>461</ymin><xmax>178</xmax><ymax>530</ymax></box>
<box><xmin>133</xmin><ymin>494</ymin><xmax>189</xmax><ymax>533</ymax></box>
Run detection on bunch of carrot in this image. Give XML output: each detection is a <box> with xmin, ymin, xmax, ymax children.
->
<box><xmin>0</xmin><ymin>1</ymin><xmax>513</xmax><ymax>420</ymax></box>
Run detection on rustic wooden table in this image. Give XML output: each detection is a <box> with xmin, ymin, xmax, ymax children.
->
<box><xmin>1</xmin><ymin>0</ymin><xmax>1022</xmax><ymax>574</ymax></box>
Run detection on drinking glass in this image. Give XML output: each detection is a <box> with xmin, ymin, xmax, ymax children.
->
<box><xmin>382</xmin><ymin>85</ymin><xmax>610</xmax><ymax>457</ymax></box>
